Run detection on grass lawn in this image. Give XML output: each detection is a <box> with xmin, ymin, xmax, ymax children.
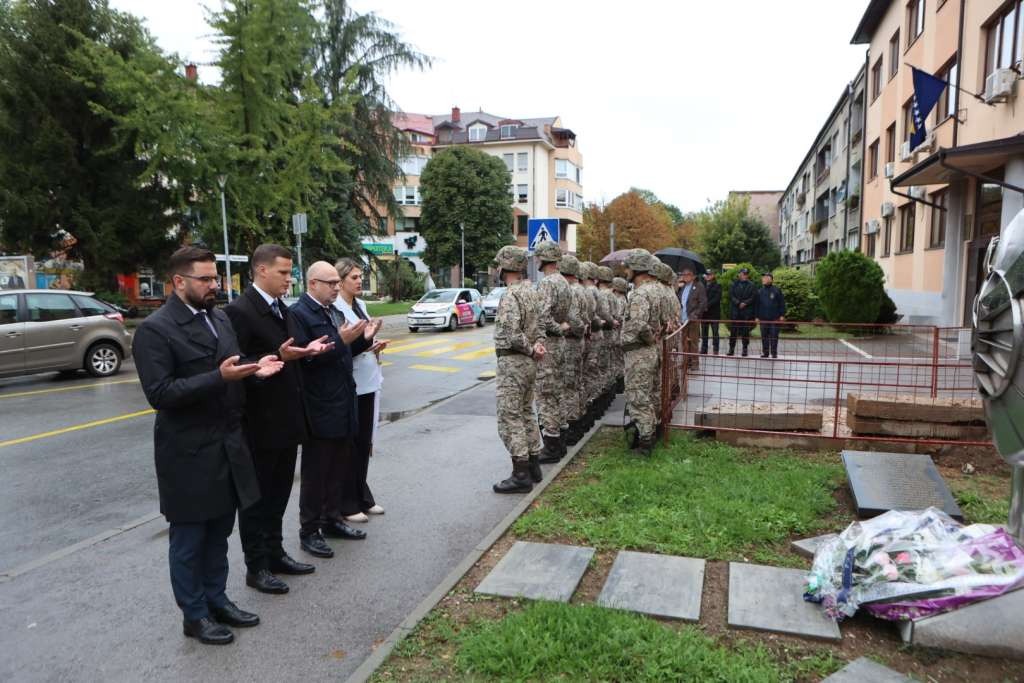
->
<box><xmin>366</xmin><ymin>300</ymin><xmax>415</xmax><ymax>317</ymax></box>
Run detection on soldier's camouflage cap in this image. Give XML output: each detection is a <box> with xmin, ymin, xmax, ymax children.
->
<box><xmin>580</xmin><ymin>261</ymin><xmax>598</xmax><ymax>281</ymax></box>
<box><xmin>534</xmin><ymin>240</ymin><xmax>562</xmax><ymax>264</ymax></box>
<box><xmin>624</xmin><ymin>248</ymin><xmax>654</xmax><ymax>273</ymax></box>
<box><xmin>654</xmin><ymin>261</ymin><xmax>676</xmax><ymax>284</ymax></box>
<box><xmin>558</xmin><ymin>254</ymin><xmax>580</xmax><ymax>277</ymax></box>
<box><xmin>494</xmin><ymin>245</ymin><xmax>528</xmax><ymax>273</ymax></box>
<box><xmin>596</xmin><ymin>266</ymin><xmax>613</xmax><ymax>282</ymax></box>
<box><xmin>612</xmin><ymin>277</ymin><xmax>629</xmax><ymax>293</ymax></box>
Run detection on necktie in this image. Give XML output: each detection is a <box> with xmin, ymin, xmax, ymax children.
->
<box><xmin>197</xmin><ymin>310</ymin><xmax>219</xmax><ymax>339</ymax></box>
<box><xmin>323</xmin><ymin>305</ymin><xmax>339</xmax><ymax>327</ymax></box>
<box><xmin>271</xmin><ymin>299</ymin><xmax>283</xmax><ymax>320</ymax></box>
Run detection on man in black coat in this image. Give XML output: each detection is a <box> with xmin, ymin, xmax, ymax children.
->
<box><xmin>289</xmin><ymin>261</ymin><xmax>379</xmax><ymax>558</ymax></box>
<box><xmin>700</xmin><ymin>271</ymin><xmax>722</xmax><ymax>354</ymax></box>
<box><xmin>133</xmin><ymin>247</ymin><xmax>284</xmax><ymax>645</ymax></box>
<box><xmin>225</xmin><ymin>244</ymin><xmax>335</xmax><ymax>595</ymax></box>
<box><xmin>728</xmin><ymin>268</ymin><xmax>757</xmax><ymax>357</ymax></box>
<box><xmin>755</xmin><ymin>271</ymin><xmax>787</xmax><ymax>359</ymax></box>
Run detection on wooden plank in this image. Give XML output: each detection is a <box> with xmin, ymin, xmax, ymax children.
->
<box><xmin>696</xmin><ymin>411</ymin><xmax>822</xmax><ymax>431</ymax></box>
<box><xmin>847</xmin><ymin>413</ymin><xmax>991</xmax><ymax>440</ymax></box>
<box><xmin>847</xmin><ymin>394</ymin><xmax>985</xmax><ymax>424</ymax></box>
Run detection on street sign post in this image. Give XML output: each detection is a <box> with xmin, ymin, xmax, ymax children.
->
<box><xmin>527</xmin><ymin>218</ymin><xmax>560</xmax><ymax>251</ymax></box>
<box><xmin>292</xmin><ymin>213</ymin><xmax>308</xmax><ymax>291</ymax></box>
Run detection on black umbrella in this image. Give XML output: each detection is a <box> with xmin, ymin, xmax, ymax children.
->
<box><xmin>655</xmin><ymin>247</ymin><xmax>707</xmax><ymax>276</ymax></box>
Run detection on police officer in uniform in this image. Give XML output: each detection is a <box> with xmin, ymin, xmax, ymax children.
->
<box><xmin>728</xmin><ymin>268</ymin><xmax>757</xmax><ymax>357</ymax></box>
<box><xmin>755</xmin><ymin>272</ymin><xmax>786</xmax><ymax>358</ymax></box>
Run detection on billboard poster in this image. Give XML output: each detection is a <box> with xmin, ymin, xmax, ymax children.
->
<box><xmin>0</xmin><ymin>255</ymin><xmax>31</xmax><ymax>290</ymax></box>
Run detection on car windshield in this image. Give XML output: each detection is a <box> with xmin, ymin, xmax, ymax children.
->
<box><xmin>419</xmin><ymin>290</ymin><xmax>457</xmax><ymax>303</ymax></box>
<box><xmin>484</xmin><ymin>288</ymin><xmax>506</xmax><ymax>300</ymax></box>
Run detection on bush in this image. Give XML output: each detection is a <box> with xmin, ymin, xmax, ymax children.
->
<box><xmin>718</xmin><ymin>262</ymin><xmax>761</xmax><ymax>318</ymax></box>
<box><xmin>875</xmin><ymin>290</ymin><xmax>900</xmax><ymax>325</ymax></box>
<box><xmin>376</xmin><ymin>259</ymin><xmax>426</xmax><ymax>301</ymax></box>
<box><xmin>771</xmin><ymin>267</ymin><xmax>820</xmax><ymax>322</ymax></box>
<box><xmin>814</xmin><ymin>251</ymin><xmax>885</xmax><ymax>324</ymax></box>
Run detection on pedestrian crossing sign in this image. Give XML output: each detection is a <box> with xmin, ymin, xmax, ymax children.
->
<box><xmin>527</xmin><ymin>218</ymin><xmax>560</xmax><ymax>251</ymax></box>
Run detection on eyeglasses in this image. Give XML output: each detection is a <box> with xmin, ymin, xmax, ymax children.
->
<box><xmin>178</xmin><ymin>273</ymin><xmax>219</xmax><ymax>285</ymax></box>
<box><xmin>311</xmin><ymin>278</ymin><xmax>342</xmax><ymax>288</ymax></box>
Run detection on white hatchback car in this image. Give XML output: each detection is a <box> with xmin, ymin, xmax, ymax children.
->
<box><xmin>407</xmin><ymin>288</ymin><xmax>484</xmax><ymax>332</ymax></box>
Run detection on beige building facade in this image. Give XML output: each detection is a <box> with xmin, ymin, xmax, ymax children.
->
<box><xmin>729</xmin><ymin>190</ymin><xmax>784</xmax><ymax>242</ymax></box>
<box><xmin>854</xmin><ymin>0</ymin><xmax>1024</xmax><ymax>325</ymax></box>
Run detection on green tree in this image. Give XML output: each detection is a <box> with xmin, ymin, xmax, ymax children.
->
<box><xmin>418</xmin><ymin>146</ymin><xmax>512</xmax><ymax>272</ymax></box>
<box><xmin>771</xmin><ymin>267</ymin><xmax>820</xmax><ymax>322</ymax></box>
<box><xmin>696</xmin><ymin>196</ymin><xmax>780</xmax><ymax>272</ymax></box>
<box><xmin>814</xmin><ymin>250</ymin><xmax>885</xmax><ymax>324</ymax></box>
<box><xmin>577</xmin><ymin>191</ymin><xmax>673</xmax><ymax>262</ymax></box>
<box><xmin>629</xmin><ymin>186</ymin><xmax>684</xmax><ymax>225</ymax></box>
<box><xmin>0</xmin><ymin>0</ymin><xmax>179</xmax><ymax>288</ymax></box>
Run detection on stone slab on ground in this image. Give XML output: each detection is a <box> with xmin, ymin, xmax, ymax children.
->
<box><xmin>846</xmin><ymin>394</ymin><xmax>985</xmax><ymax>424</ymax></box>
<box><xmin>596</xmin><ymin>551</ymin><xmax>704</xmax><ymax>621</ymax></box>
<box><xmin>727</xmin><ymin>562</ymin><xmax>841</xmax><ymax>641</ymax></box>
<box><xmin>841</xmin><ymin>450</ymin><xmax>963</xmax><ymax>521</ymax></box>
<box><xmin>822</xmin><ymin>657</ymin><xmax>913</xmax><ymax>682</ymax></box>
<box><xmin>900</xmin><ymin>587</ymin><xmax>1024</xmax><ymax>659</ymax></box>
<box><xmin>475</xmin><ymin>541</ymin><xmax>594</xmax><ymax>602</ymax></box>
<box><xmin>847</xmin><ymin>414</ymin><xmax>990</xmax><ymax>440</ymax></box>
<box><xmin>791</xmin><ymin>533</ymin><xmax>838</xmax><ymax>559</ymax></box>
<box><xmin>696</xmin><ymin>409</ymin><xmax>822</xmax><ymax>431</ymax></box>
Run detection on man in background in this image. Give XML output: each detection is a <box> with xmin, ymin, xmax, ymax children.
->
<box><xmin>700</xmin><ymin>271</ymin><xmax>722</xmax><ymax>355</ymax></box>
<box><xmin>755</xmin><ymin>271</ymin><xmax>786</xmax><ymax>359</ymax></box>
<box><xmin>677</xmin><ymin>268</ymin><xmax>706</xmax><ymax>368</ymax></box>
<box><xmin>728</xmin><ymin>268</ymin><xmax>757</xmax><ymax>357</ymax></box>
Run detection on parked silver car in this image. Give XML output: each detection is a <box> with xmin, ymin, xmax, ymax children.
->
<box><xmin>481</xmin><ymin>287</ymin><xmax>506</xmax><ymax>322</ymax></box>
<box><xmin>0</xmin><ymin>290</ymin><xmax>132</xmax><ymax>378</ymax></box>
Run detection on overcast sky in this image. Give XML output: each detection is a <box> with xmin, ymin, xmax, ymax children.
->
<box><xmin>109</xmin><ymin>0</ymin><xmax>869</xmax><ymax>214</ymax></box>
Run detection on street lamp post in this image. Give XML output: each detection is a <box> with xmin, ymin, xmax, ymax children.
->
<box><xmin>460</xmin><ymin>222</ymin><xmax>465</xmax><ymax>287</ymax></box>
<box><xmin>217</xmin><ymin>174</ymin><xmax>233</xmax><ymax>301</ymax></box>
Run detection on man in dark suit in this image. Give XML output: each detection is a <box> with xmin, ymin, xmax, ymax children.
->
<box><xmin>755</xmin><ymin>271</ymin><xmax>787</xmax><ymax>359</ymax></box>
<box><xmin>225</xmin><ymin>244</ymin><xmax>334</xmax><ymax>595</ymax></box>
<box><xmin>289</xmin><ymin>261</ymin><xmax>379</xmax><ymax>558</ymax></box>
<box><xmin>133</xmin><ymin>246</ymin><xmax>284</xmax><ymax>645</ymax></box>
<box><xmin>700</xmin><ymin>271</ymin><xmax>722</xmax><ymax>355</ymax></box>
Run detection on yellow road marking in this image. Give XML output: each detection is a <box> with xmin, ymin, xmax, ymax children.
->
<box><xmin>381</xmin><ymin>361</ymin><xmax>393</xmax><ymax>367</ymax></box>
<box><xmin>0</xmin><ymin>378</ymin><xmax>139</xmax><ymax>400</ymax></box>
<box><xmin>453</xmin><ymin>347</ymin><xmax>496</xmax><ymax>361</ymax></box>
<box><xmin>414</xmin><ymin>341</ymin><xmax>480</xmax><ymax>357</ymax></box>
<box><xmin>0</xmin><ymin>409</ymin><xmax>155</xmax><ymax>450</ymax></box>
<box><xmin>383</xmin><ymin>338</ymin><xmax>452</xmax><ymax>354</ymax></box>
<box><xmin>478</xmin><ymin>370</ymin><xmax>496</xmax><ymax>379</ymax></box>
<box><xmin>409</xmin><ymin>364</ymin><xmax>460</xmax><ymax>373</ymax></box>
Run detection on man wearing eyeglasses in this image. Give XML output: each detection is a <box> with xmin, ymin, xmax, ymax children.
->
<box><xmin>288</xmin><ymin>261</ymin><xmax>381</xmax><ymax>558</ymax></box>
<box><xmin>133</xmin><ymin>246</ymin><xmax>284</xmax><ymax>645</ymax></box>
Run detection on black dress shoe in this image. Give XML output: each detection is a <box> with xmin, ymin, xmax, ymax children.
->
<box><xmin>210</xmin><ymin>600</ymin><xmax>260</xmax><ymax>628</ymax></box>
<box><xmin>300</xmin><ymin>532</ymin><xmax>334</xmax><ymax>558</ymax></box>
<box><xmin>270</xmin><ymin>553</ymin><xmax>315</xmax><ymax>575</ymax></box>
<box><xmin>322</xmin><ymin>520</ymin><xmax>367</xmax><ymax>540</ymax></box>
<box><xmin>246</xmin><ymin>568</ymin><xmax>289</xmax><ymax>594</ymax></box>
<box><xmin>183</xmin><ymin>617</ymin><xmax>233</xmax><ymax>645</ymax></box>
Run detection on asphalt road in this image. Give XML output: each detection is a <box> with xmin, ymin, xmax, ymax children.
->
<box><xmin>0</xmin><ymin>318</ymin><xmax>496</xmax><ymax>575</ymax></box>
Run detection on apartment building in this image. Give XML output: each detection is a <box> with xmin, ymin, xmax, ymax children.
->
<box><xmin>778</xmin><ymin>65</ymin><xmax>868</xmax><ymax>272</ymax></box>
<box><xmin>363</xmin><ymin>107</ymin><xmax>583</xmax><ymax>288</ymax></box>
<box><xmin>854</xmin><ymin>0</ymin><xmax>1024</xmax><ymax>325</ymax></box>
<box><xmin>728</xmin><ymin>190</ymin><xmax>784</xmax><ymax>242</ymax></box>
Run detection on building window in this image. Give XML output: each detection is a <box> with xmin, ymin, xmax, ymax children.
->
<box><xmin>516</xmin><ymin>184</ymin><xmax>528</xmax><ymax>204</ymax></box>
<box><xmin>408</xmin><ymin>132</ymin><xmax>432</xmax><ymax>144</ymax></box>
<box><xmin>868</xmin><ymin>139</ymin><xmax>880</xmax><ymax>179</ymax></box>
<box><xmin>555</xmin><ymin>158</ymin><xmax>577</xmax><ymax>179</ymax></box>
<box><xmin>929</xmin><ymin>189</ymin><xmax>947</xmax><ymax>247</ymax></box>
<box><xmin>886</xmin><ymin>123</ymin><xmax>897</xmax><ymax>163</ymax></box>
<box><xmin>556</xmin><ymin>188</ymin><xmax>568</xmax><ymax>208</ymax></box>
<box><xmin>898</xmin><ymin>204</ymin><xmax>916</xmax><ymax>252</ymax></box>
<box><xmin>399</xmin><ymin>156</ymin><xmax>429</xmax><ymax>176</ymax></box>
<box><xmin>502</xmin><ymin>153</ymin><xmax>514</xmax><ymax>172</ymax></box>
<box><xmin>871</xmin><ymin>58</ymin><xmax>883</xmax><ymax>101</ymax></box>
<box><xmin>517</xmin><ymin>215</ymin><xmax>528</xmax><ymax>236</ymax></box>
<box><xmin>889</xmin><ymin>30</ymin><xmax>901</xmax><ymax>78</ymax></box>
<box><xmin>936</xmin><ymin>59</ymin><xmax>959</xmax><ymax>122</ymax></box>
<box><xmin>883</xmin><ymin>215</ymin><xmax>893</xmax><ymax>256</ymax></box>
<box><xmin>517</xmin><ymin>152</ymin><xmax>528</xmax><ymax>172</ymax></box>
<box><xmin>500</xmin><ymin>124</ymin><xmax>517</xmax><ymax>139</ymax></box>
<box><xmin>985</xmin><ymin>1</ymin><xmax>1023</xmax><ymax>78</ymax></box>
<box><xmin>908</xmin><ymin>0</ymin><xmax>925</xmax><ymax>41</ymax></box>
<box><xmin>394</xmin><ymin>186</ymin><xmax>421</xmax><ymax>206</ymax></box>
<box><xmin>396</xmin><ymin>217</ymin><xmax>421</xmax><ymax>233</ymax></box>
<box><xmin>902</xmin><ymin>99</ymin><xmax>915</xmax><ymax>143</ymax></box>
<box><xmin>469</xmin><ymin>124</ymin><xmax>487</xmax><ymax>142</ymax></box>
<box><xmin>866</xmin><ymin>232</ymin><xmax>877</xmax><ymax>257</ymax></box>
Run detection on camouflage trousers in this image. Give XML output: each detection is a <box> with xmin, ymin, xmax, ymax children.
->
<box><xmin>583</xmin><ymin>331</ymin><xmax>603</xmax><ymax>405</ymax></box>
<box><xmin>652</xmin><ymin>342</ymin><xmax>663</xmax><ymax>423</ymax></box>
<box><xmin>561</xmin><ymin>337</ymin><xmax>584</xmax><ymax>424</ymax></box>
<box><xmin>536</xmin><ymin>335</ymin><xmax>564</xmax><ymax>436</ymax></box>
<box><xmin>496</xmin><ymin>354</ymin><xmax>542</xmax><ymax>462</ymax></box>
<box><xmin>625</xmin><ymin>344</ymin><xmax>660</xmax><ymax>439</ymax></box>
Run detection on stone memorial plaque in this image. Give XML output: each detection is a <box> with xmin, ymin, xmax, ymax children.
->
<box><xmin>903</xmin><ymin>587</ymin><xmax>1024</xmax><ymax>659</ymax></box>
<box><xmin>727</xmin><ymin>563</ymin><xmax>841</xmax><ymax>640</ymax></box>
<box><xmin>841</xmin><ymin>451</ymin><xmax>963</xmax><ymax>521</ymax></box>
<box><xmin>822</xmin><ymin>657</ymin><xmax>913</xmax><ymax>682</ymax></box>
<box><xmin>475</xmin><ymin>541</ymin><xmax>594</xmax><ymax>602</ymax></box>
<box><xmin>790</xmin><ymin>533</ymin><xmax>838</xmax><ymax>559</ymax></box>
<box><xmin>596</xmin><ymin>551</ymin><xmax>705</xmax><ymax>621</ymax></box>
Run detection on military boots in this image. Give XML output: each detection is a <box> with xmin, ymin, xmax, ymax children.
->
<box><xmin>493</xmin><ymin>460</ymin><xmax>534</xmax><ymax>494</ymax></box>
<box><xmin>637</xmin><ymin>434</ymin><xmax>655</xmax><ymax>457</ymax></box>
<box><xmin>528</xmin><ymin>453</ymin><xmax>543</xmax><ymax>482</ymax></box>
<box><xmin>538</xmin><ymin>433</ymin><xmax>562</xmax><ymax>464</ymax></box>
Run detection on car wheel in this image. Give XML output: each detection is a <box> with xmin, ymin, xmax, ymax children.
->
<box><xmin>476</xmin><ymin>313</ymin><xmax>485</xmax><ymax>327</ymax></box>
<box><xmin>85</xmin><ymin>342</ymin><xmax>122</xmax><ymax>378</ymax></box>
<box><xmin>447</xmin><ymin>315</ymin><xmax>458</xmax><ymax>332</ymax></box>
<box><xmin>408</xmin><ymin>327</ymin><xmax>418</xmax><ymax>333</ymax></box>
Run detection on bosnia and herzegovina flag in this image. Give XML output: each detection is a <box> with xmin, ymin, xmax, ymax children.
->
<box><xmin>910</xmin><ymin>67</ymin><xmax>949</xmax><ymax>150</ymax></box>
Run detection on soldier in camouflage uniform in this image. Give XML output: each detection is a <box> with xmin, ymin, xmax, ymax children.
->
<box><xmin>534</xmin><ymin>241</ymin><xmax>573</xmax><ymax>463</ymax></box>
<box><xmin>560</xmin><ymin>255</ymin><xmax>588</xmax><ymax>445</ymax></box>
<box><xmin>611</xmin><ymin>277</ymin><xmax>629</xmax><ymax>392</ymax></box>
<box><xmin>580</xmin><ymin>262</ymin><xmax>609</xmax><ymax>422</ymax></box>
<box><xmin>622</xmin><ymin>249</ymin><xmax>662</xmax><ymax>456</ymax></box>
<box><xmin>492</xmin><ymin>246</ymin><xmax>546</xmax><ymax>494</ymax></box>
<box><xmin>596</xmin><ymin>266</ymin><xmax>619</xmax><ymax>398</ymax></box>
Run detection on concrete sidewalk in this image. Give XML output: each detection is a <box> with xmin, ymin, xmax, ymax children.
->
<box><xmin>0</xmin><ymin>380</ymin><xmax>530</xmax><ymax>682</ymax></box>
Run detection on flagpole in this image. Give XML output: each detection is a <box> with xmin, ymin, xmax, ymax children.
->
<box><xmin>904</xmin><ymin>63</ymin><xmax>995</xmax><ymax>106</ymax></box>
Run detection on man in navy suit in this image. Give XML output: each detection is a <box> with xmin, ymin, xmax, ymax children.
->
<box><xmin>288</xmin><ymin>261</ymin><xmax>380</xmax><ymax>558</ymax></box>
<box><xmin>133</xmin><ymin>247</ymin><xmax>283</xmax><ymax>645</ymax></box>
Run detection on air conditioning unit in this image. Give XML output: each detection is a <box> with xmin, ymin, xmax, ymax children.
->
<box><xmin>984</xmin><ymin>68</ymin><xmax>1017</xmax><ymax>103</ymax></box>
<box><xmin>884</xmin><ymin>162</ymin><xmax>895</xmax><ymax>178</ymax></box>
<box><xmin>900</xmin><ymin>141</ymin><xmax>913</xmax><ymax>162</ymax></box>
<box><xmin>908</xmin><ymin>186</ymin><xmax>926</xmax><ymax>199</ymax></box>
<box><xmin>866</xmin><ymin>218</ymin><xmax>881</xmax><ymax>234</ymax></box>
<box><xmin>881</xmin><ymin>201</ymin><xmax>895</xmax><ymax>217</ymax></box>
